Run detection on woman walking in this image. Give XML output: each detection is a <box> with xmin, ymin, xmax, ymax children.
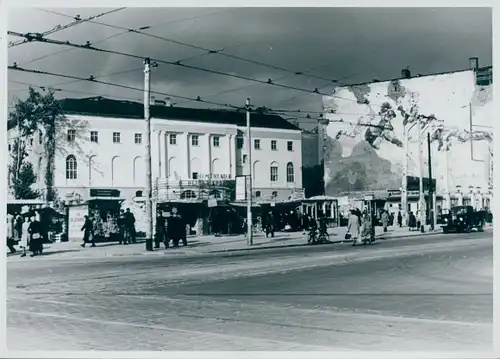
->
<box><xmin>381</xmin><ymin>210</ymin><xmax>390</xmax><ymax>233</ymax></box>
<box><xmin>347</xmin><ymin>210</ymin><xmax>360</xmax><ymax>245</ymax></box>
<box><xmin>19</xmin><ymin>216</ymin><xmax>30</xmax><ymax>257</ymax></box>
<box><xmin>28</xmin><ymin>215</ymin><xmax>43</xmax><ymax>257</ymax></box>
<box><xmin>358</xmin><ymin>211</ymin><xmax>373</xmax><ymax>246</ymax></box>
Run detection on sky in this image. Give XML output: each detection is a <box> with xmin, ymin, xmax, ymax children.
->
<box><xmin>7</xmin><ymin>7</ymin><xmax>492</xmax><ymax>129</ymax></box>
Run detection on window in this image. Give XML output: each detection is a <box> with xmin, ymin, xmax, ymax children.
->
<box><xmin>286</xmin><ymin>162</ymin><xmax>294</xmax><ymax>183</ymax></box>
<box><xmin>213</xmin><ymin>136</ymin><xmax>220</xmax><ymax>147</ymax></box>
<box><xmin>236</xmin><ymin>137</ymin><xmax>244</xmax><ymax>149</ymax></box>
<box><xmin>66</xmin><ymin>155</ymin><xmax>78</xmax><ymax>179</ymax></box>
<box><xmin>255</xmin><ymin>191</ymin><xmax>261</xmax><ymax>198</ymax></box>
<box><xmin>90</xmin><ymin>131</ymin><xmax>98</xmax><ymax>143</ymax></box>
<box><xmin>169</xmin><ymin>134</ymin><xmax>177</xmax><ymax>145</ymax></box>
<box><xmin>8</xmin><ymin>143</ymin><xmax>11</xmax><ymax>151</ymax></box>
<box><xmin>113</xmin><ymin>132</ymin><xmax>121</xmax><ymax>143</ymax></box>
<box><xmin>271</xmin><ymin>140</ymin><xmax>277</xmax><ymax>150</ymax></box>
<box><xmin>30</xmin><ymin>138</ymin><xmax>33</xmax><ymax>146</ymax></box>
<box><xmin>192</xmin><ymin>172</ymin><xmax>199</xmax><ymax>179</ymax></box>
<box><xmin>191</xmin><ymin>135</ymin><xmax>199</xmax><ymax>146</ymax></box>
<box><xmin>39</xmin><ymin>131</ymin><xmax>43</xmax><ymax>144</ymax></box>
<box><xmin>243</xmin><ymin>154</ymin><xmax>247</xmax><ymax>164</ymax></box>
<box><xmin>67</xmin><ymin>129</ymin><xmax>76</xmax><ymax>142</ymax></box>
<box><xmin>272</xmin><ymin>191</ymin><xmax>278</xmax><ymax>198</ymax></box>
<box><xmin>135</xmin><ymin>190</ymin><xmax>143</xmax><ymax>197</ymax></box>
<box><xmin>287</xmin><ymin>141</ymin><xmax>293</xmax><ymax>151</ymax></box>
<box><xmin>134</xmin><ymin>133</ymin><xmax>142</xmax><ymax>144</ymax></box>
<box><xmin>254</xmin><ymin>139</ymin><xmax>261</xmax><ymax>150</ymax></box>
<box><xmin>270</xmin><ymin>165</ymin><xmax>278</xmax><ymax>182</ymax></box>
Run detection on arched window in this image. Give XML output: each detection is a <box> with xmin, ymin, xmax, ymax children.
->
<box><xmin>66</xmin><ymin>155</ymin><xmax>77</xmax><ymax>179</ymax></box>
<box><xmin>255</xmin><ymin>191</ymin><xmax>261</xmax><ymax>198</ymax></box>
<box><xmin>272</xmin><ymin>191</ymin><xmax>278</xmax><ymax>198</ymax></box>
<box><xmin>270</xmin><ymin>161</ymin><xmax>279</xmax><ymax>182</ymax></box>
<box><xmin>135</xmin><ymin>190</ymin><xmax>143</xmax><ymax>197</ymax></box>
<box><xmin>286</xmin><ymin>162</ymin><xmax>294</xmax><ymax>183</ymax></box>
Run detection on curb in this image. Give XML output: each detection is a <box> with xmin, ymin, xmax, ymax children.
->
<box><xmin>208</xmin><ymin>230</ymin><xmax>445</xmax><ymax>254</ymax></box>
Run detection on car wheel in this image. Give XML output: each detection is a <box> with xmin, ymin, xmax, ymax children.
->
<box><xmin>443</xmin><ymin>227</ymin><xmax>449</xmax><ymax>234</ymax></box>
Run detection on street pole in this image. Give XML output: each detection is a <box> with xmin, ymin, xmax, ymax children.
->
<box><xmin>245</xmin><ymin>98</ymin><xmax>253</xmax><ymax>246</ymax></box>
<box><xmin>427</xmin><ymin>132</ymin><xmax>434</xmax><ymax>231</ymax></box>
<box><xmin>401</xmin><ymin>123</ymin><xmax>408</xmax><ymax>226</ymax></box>
<box><xmin>418</xmin><ymin>120</ymin><xmax>425</xmax><ymax>233</ymax></box>
<box><xmin>144</xmin><ymin>58</ymin><xmax>153</xmax><ymax>251</ymax></box>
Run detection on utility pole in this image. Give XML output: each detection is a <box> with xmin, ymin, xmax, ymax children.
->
<box><xmin>427</xmin><ymin>132</ymin><xmax>434</xmax><ymax>231</ymax></box>
<box><xmin>245</xmin><ymin>98</ymin><xmax>253</xmax><ymax>245</ymax></box>
<box><xmin>144</xmin><ymin>58</ymin><xmax>153</xmax><ymax>251</ymax></box>
<box><xmin>401</xmin><ymin>123</ymin><xmax>408</xmax><ymax>226</ymax></box>
<box><xmin>418</xmin><ymin>120</ymin><xmax>425</xmax><ymax>233</ymax></box>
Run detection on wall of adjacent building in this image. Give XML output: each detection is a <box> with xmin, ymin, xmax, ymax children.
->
<box><xmin>322</xmin><ymin>69</ymin><xmax>492</xmax><ymax>198</ymax></box>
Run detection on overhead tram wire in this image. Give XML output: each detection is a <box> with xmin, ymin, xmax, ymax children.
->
<box><xmin>33</xmin><ymin>8</ymin><xmax>346</xmax><ymax>85</ymax></box>
<box><xmin>8</xmin><ymin>64</ymin><xmax>245</xmax><ymax>110</ymax></box>
<box><xmin>21</xmin><ymin>8</ymin><xmax>237</xmax><ymax>66</ymax></box>
<box><xmin>8</xmin><ymin>8</ymin><xmax>126</xmax><ymax>48</ymax></box>
<box><xmin>32</xmin><ymin>8</ymin><xmax>396</xmax><ymax>89</ymax></box>
<box><xmin>8</xmin><ymin>80</ymin><xmax>143</xmax><ymax>102</ymax></box>
<box><xmin>8</xmin><ymin>32</ymin><xmax>361</xmax><ymax>101</ymax></box>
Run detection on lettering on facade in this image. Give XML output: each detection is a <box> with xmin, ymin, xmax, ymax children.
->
<box><xmin>196</xmin><ymin>174</ymin><xmax>232</xmax><ymax>180</ymax></box>
<box><xmin>181</xmin><ymin>179</ymin><xmax>234</xmax><ymax>187</ymax></box>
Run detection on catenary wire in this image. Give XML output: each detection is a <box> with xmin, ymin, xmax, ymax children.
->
<box><xmin>8</xmin><ymin>8</ymin><xmax>126</xmax><ymax>48</ymax></box>
<box><xmin>20</xmin><ymin>8</ymin><xmax>238</xmax><ymax>66</ymax></box>
<box><xmin>34</xmin><ymin>8</ymin><xmax>351</xmax><ymax>85</ymax></box>
<box><xmin>8</xmin><ymin>65</ymin><xmax>244</xmax><ymax>110</ymax></box>
<box><xmin>8</xmin><ymin>31</ymin><xmax>361</xmax><ymax>101</ymax></box>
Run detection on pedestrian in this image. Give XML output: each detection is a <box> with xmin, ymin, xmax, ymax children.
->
<box><xmin>408</xmin><ymin>211</ymin><xmax>417</xmax><ymax>231</ymax></box>
<box><xmin>81</xmin><ymin>215</ymin><xmax>95</xmax><ymax>248</ymax></box>
<box><xmin>154</xmin><ymin>210</ymin><xmax>166</xmax><ymax>249</ymax></box>
<box><xmin>381</xmin><ymin>210</ymin><xmax>389</xmax><ymax>233</ymax></box>
<box><xmin>28</xmin><ymin>215</ymin><xmax>43</xmax><ymax>256</ymax></box>
<box><xmin>19</xmin><ymin>216</ymin><xmax>30</xmax><ymax>257</ymax></box>
<box><xmin>6</xmin><ymin>214</ymin><xmax>16</xmax><ymax>254</ymax></box>
<box><xmin>14</xmin><ymin>213</ymin><xmax>23</xmax><ymax>245</ymax></box>
<box><xmin>397</xmin><ymin>211</ymin><xmax>403</xmax><ymax>227</ymax></box>
<box><xmin>358</xmin><ymin>211</ymin><xmax>372</xmax><ymax>246</ymax></box>
<box><xmin>347</xmin><ymin>210</ymin><xmax>360</xmax><ymax>244</ymax></box>
<box><xmin>118</xmin><ymin>209</ymin><xmax>126</xmax><ymax>244</ymax></box>
<box><xmin>265</xmin><ymin>211</ymin><xmax>275</xmax><ymax>238</ymax></box>
<box><xmin>125</xmin><ymin>208</ymin><xmax>136</xmax><ymax>244</ymax></box>
<box><xmin>168</xmin><ymin>207</ymin><xmax>183</xmax><ymax>247</ymax></box>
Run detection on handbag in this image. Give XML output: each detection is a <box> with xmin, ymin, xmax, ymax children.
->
<box><xmin>344</xmin><ymin>232</ymin><xmax>352</xmax><ymax>240</ymax></box>
<box><xmin>32</xmin><ymin>233</ymin><xmax>41</xmax><ymax>239</ymax></box>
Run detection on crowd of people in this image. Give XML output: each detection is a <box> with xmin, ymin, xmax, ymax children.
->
<box><xmin>80</xmin><ymin>208</ymin><xmax>137</xmax><ymax>247</ymax></box>
<box><xmin>154</xmin><ymin>206</ymin><xmax>188</xmax><ymax>249</ymax></box>
<box><xmin>6</xmin><ymin>212</ymin><xmax>45</xmax><ymax>257</ymax></box>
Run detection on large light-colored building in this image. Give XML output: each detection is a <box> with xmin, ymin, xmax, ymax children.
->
<box><xmin>321</xmin><ymin>58</ymin><xmax>493</xmax><ymax>212</ymax></box>
<box><xmin>8</xmin><ymin>97</ymin><xmax>304</xmax><ymax>203</ymax></box>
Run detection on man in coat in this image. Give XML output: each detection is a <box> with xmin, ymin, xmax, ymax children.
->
<box><xmin>81</xmin><ymin>215</ymin><xmax>95</xmax><ymax>247</ymax></box>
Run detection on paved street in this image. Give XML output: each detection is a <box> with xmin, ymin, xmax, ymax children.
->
<box><xmin>7</xmin><ymin>231</ymin><xmax>492</xmax><ymax>351</ymax></box>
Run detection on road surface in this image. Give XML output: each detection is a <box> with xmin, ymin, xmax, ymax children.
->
<box><xmin>7</xmin><ymin>231</ymin><xmax>493</xmax><ymax>351</ymax></box>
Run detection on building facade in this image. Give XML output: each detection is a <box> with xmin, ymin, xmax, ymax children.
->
<box><xmin>321</xmin><ymin>58</ymin><xmax>493</xmax><ymax>211</ymax></box>
<box><xmin>8</xmin><ymin>97</ymin><xmax>304</xmax><ymax>204</ymax></box>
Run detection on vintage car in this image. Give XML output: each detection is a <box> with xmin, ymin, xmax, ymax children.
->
<box><xmin>441</xmin><ymin>205</ymin><xmax>485</xmax><ymax>233</ymax></box>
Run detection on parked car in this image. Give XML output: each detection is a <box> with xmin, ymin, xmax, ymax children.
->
<box><xmin>441</xmin><ymin>205</ymin><xmax>486</xmax><ymax>233</ymax></box>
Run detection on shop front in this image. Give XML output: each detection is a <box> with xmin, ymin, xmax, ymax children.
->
<box><xmin>154</xmin><ymin>178</ymin><xmax>236</xmax><ymax>235</ymax></box>
<box><xmin>67</xmin><ymin>189</ymin><xmax>125</xmax><ymax>242</ymax></box>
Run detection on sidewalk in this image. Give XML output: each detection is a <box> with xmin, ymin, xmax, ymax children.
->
<box><xmin>7</xmin><ymin>225</ymin><xmax>453</xmax><ymax>261</ymax></box>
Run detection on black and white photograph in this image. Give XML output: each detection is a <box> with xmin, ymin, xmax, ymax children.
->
<box><xmin>4</xmin><ymin>4</ymin><xmax>495</xmax><ymax>353</ymax></box>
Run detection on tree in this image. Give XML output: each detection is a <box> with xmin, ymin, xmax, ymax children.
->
<box><xmin>10</xmin><ymin>162</ymin><xmax>40</xmax><ymax>200</ymax></box>
<box><xmin>8</xmin><ymin>87</ymin><xmax>86</xmax><ymax>202</ymax></box>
